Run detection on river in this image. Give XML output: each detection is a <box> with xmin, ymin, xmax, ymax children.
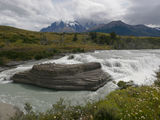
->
<box><xmin>0</xmin><ymin>50</ymin><xmax>160</xmax><ymax>112</ymax></box>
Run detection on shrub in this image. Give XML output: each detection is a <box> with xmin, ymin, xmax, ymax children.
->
<box><xmin>98</xmin><ymin>35</ymin><xmax>110</xmax><ymax>44</ymax></box>
<box><xmin>94</xmin><ymin>105</ymin><xmax>120</xmax><ymax>120</ymax></box>
<box><xmin>0</xmin><ymin>42</ymin><xmax>5</xmax><ymax>48</ymax></box>
<box><xmin>24</xmin><ymin>103</ymin><xmax>33</xmax><ymax>114</ymax></box>
<box><xmin>34</xmin><ymin>49</ymin><xmax>59</xmax><ymax>60</ymax></box>
<box><xmin>154</xmin><ymin>71</ymin><xmax>160</xmax><ymax>87</ymax></box>
<box><xmin>72</xmin><ymin>48</ymin><xmax>85</xmax><ymax>53</ymax></box>
<box><xmin>117</xmin><ymin>81</ymin><xmax>128</xmax><ymax>89</ymax></box>
<box><xmin>110</xmin><ymin>32</ymin><xmax>117</xmax><ymax>39</ymax></box>
<box><xmin>34</xmin><ymin>53</ymin><xmax>44</xmax><ymax>60</ymax></box>
<box><xmin>73</xmin><ymin>33</ymin><xmax>78</xmax><ymax>41</ymax></box>
<box><xmin>117</xmin><ymin>81</ymin><xmax>134</xmax><ymax>89</ymax></box>
<box><xmin>89</xmin><ymin>32</ymin><xmax>97</xmax><ymax>40</ymax></box>
<box><xmin>0</xmin><ymin>50</ymin><xmax>32</xmax><ymax>60</ymax></box>
<box><xmin>0</xmin><ymin>57</ymin><xmax>10</xmax><ymax>65</ymax></box>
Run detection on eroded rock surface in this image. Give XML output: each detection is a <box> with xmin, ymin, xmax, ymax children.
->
<box><xmin>11</xmin><ymin>62</ymin><xmax>111</xmax><ymax>91</ymax></box>
<box><xmin>0</xmin><ymin>103</ymin><xmax>21</xmax><ymax>120</ymax></box>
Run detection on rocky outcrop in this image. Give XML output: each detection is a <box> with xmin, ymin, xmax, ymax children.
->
<box><xmin>0</xmin><ymin>103</ymin><xmax>22</xmax><ymax>120</ymax></box>
<box><xmin>11</xmin><ymin>62</ymin><xmax>111</xmax><ymax>91</ymax></box>
<box><xmin>117</xmin><ymin>81</ymin><xmax>137</xmax><ymax>89</ymax></box>
<box><xmin>67</xmin><ymin>55</ymin><xmax>75</xmax><ymax>60</ymax></box>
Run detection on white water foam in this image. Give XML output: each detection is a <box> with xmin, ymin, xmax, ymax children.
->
<box><xmin>71</xmin><ymin>50</ymin><xmax>160</xmax><ymax>85</ymax></box>
<box><xmin>0</xmin><ymin>65</ymin><xmax>33</xmax><ymax>84</ymax></box>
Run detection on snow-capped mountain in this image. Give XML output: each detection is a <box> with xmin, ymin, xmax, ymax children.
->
<box><xmin>40</xmin><ymin>21</ymin><xmax>86</xmax><ymax>33</ymax></box>
<box><xmin>41</xmin><ymin>20</ymin><xmax>160</xmax><ymax>36</ymax></box>
<box><xmin>156</xmin><ymin>27</ymin><xmax>160</xmax><ymax>31</ymax></box>
<box><xmin>82</xmin><ymin>22</ymin><xmax>98</xmax><ymax>30</ymax></box>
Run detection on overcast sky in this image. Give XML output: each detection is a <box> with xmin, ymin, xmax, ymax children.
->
<box><xmin>0</xmin><ymin>0</ymin><xmax>160</xmax><ymax>31</ymax></box>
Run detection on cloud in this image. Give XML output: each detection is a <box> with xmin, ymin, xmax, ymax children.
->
<box><xmin>124</xmin><ymin>0</ymin><xmax>160</xmax><ymax>25</ymax></box>
<box><xmin>0</xmin><ymin>0</ymin><xmax>159</xmax><ymax>31</ymax></box>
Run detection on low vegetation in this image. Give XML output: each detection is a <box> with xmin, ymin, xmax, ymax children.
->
<box><xmin>11</xmin><ymin>71</ymin><xmax>160</xmax><ymax>120</ymax></box>
<box><xmin>0</xmin><ymin>26</ymin><xmax>110</xmax><ymax>66</ymax></box>
<box><xmin>88</xmin><ymin>32</ymin><xmax>160</xmax><ymax>49</ymax></box>
<box><xmin>1</xmin><ymin>26</ymin><xmax>160</xmax><ymax>66</ymax></box>
<box><xmin>154</xmin><ymin>71</ymin><xmax>160</xmax><ymax>87</ymax></box>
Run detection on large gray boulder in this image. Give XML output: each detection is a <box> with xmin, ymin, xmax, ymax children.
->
<box><xmin>11</xmin><ymin>62</ymin><xmax>111</xmax><ymax>91</ymax></box>
<box><xmin>0</xmin><ymin>103</ymin><xmax>22</xmax><ymax>120</ymax></box>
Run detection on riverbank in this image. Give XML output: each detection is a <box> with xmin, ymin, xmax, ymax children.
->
<box><xmin>9</xmin><ymin>70</ymin><xmax>160</xmax><ymax>120</ymax></box>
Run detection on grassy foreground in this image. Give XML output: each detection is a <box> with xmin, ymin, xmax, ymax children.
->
<box><xmin>11</xmin><ymin>71</ymin><xmax>160</xmax><ymax>120</ymax></box>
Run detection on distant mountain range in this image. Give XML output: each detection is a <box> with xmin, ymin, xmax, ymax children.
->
<box><xmin>40</xmin><ymin>20</ymin><xmax>97</xmax><ymax>33</ymax></box>
<box><xmin>40</xmin><ymin>20</ymin><xmax>160</xmax><ymax>37</ymax></box>
<box><xmin>89</xmin><ymin>21</ymin><xmax>160</xmax><ymax>37</ymax></box>
<box><xmin>41</xmin><ymin>21</ymin><xmax>85</xmax><ymax>33</ymax></box>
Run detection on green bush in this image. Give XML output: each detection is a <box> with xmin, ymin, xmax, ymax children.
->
<box><xmin>0</xmin><ymin>57</ymin><xmax>5</xmax><ymax>65</ymax></box>
<box><xmin>73</xmin><ymin>33</ymin><xmax>78</xmax><ymax>41</ymax></box>
<box><xmin>72</xmin><ymin>48</ymin><xmax>85</xmax><ymax>53</ymax></box>
<box><xmin>117</xmin><ymin>81</ymin><xmax>128</xmax><ymax>89</ymax></box>
<box><xmin>34</xmin><ymin>53</ymin><xmax>44</xmax><ymax>60</ymax></box>
<box><xmin>154</xmin><ymin>71</ymin><xmax>160</xmax><ymax>87</ymax></box>
<box><xmin>34</xmin><ymin>49</ymin><xmax>59</xmax><ymax>60</ymax></box>
<box><xmin>110</xmin><ymin>32</ymin><xmax>117</xmax><ymax>39</ymax></box>
<box><xmin>94</xmin><ymin>105</ymin><xmax>120</xmax><ymax>120</ymax></box>
<box><xmin>24</xmin><ymin>103</ymin><xmax>33</xmax><ymax>114</ymax></box>
<box><xmin>0</xmin><ymin>57</ymin><xmax>9</xmax><ymax>65</ymax></box>
<box><xmin>117</xmin><ymin>81</ymin><xmax>134</xmax><ymax>89</ymax></box>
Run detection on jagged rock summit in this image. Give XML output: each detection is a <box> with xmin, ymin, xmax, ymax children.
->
<box><xmin>40</xmin><ymin>20</ymin><xmax>86</xmax><ymax>33</ymax></box>
<box><xmin>11</xmin><ymin>62</ymin><xmax>111</xmax><ymax>91</ymax></box>
<box><xmin>40</xmin><ymin>20</ymin><xmax>160</xmax><ymax>36</ymax></box>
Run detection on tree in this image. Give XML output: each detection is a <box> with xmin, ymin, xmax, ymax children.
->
<box><xmin>73</xmin><ymin>33</ymin><xmax>78</xmax><ymax>41</ymax></box>
<box><xmin>110</xmin><ymin>32</ymin><xmax>117</xmax><ymax>39</ymax></box>
<box><xmin>59</xmin><ymin>33</ymin><xmax>65</xmax><ymax>45</ymax></box>
<box><xmin>99</xmin><ymin>35</ymin><xmax>108</xmax><ymax>44</ymax></box>
<box><xmin>89</xmin><ymin>32</ymin><xmax>97</xmax><ymax>42</ymax></box>
<box><xmin>40</xmin><ymin>33</ymin><xmax>48</xmax><ymax>45</ymax></box>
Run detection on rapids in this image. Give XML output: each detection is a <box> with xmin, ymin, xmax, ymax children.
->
<box><xmin>0</xmin><ymin>50</ymin><xmax>160</xmax><ymax>111</ymax></box>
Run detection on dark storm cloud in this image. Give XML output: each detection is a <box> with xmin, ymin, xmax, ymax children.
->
<box><xmin>0</xmin><ymin>0</ymin><xmax>160</xmax><ymax>30</ymax></box>
<box><xmin>124</xmin><ymin>0</ymin><xmax>160</xmax><ymax>26</ymax></box>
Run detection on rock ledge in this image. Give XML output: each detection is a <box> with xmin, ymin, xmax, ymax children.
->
<box><xmin>11</xmin><ymin>62</ymin><xmax>111</xmax><ymax>91</ymax></box>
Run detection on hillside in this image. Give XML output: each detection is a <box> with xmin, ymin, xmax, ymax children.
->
<box><xmin>0</xmin><ymin>25</ymin><xmax>109</xmax><ymax>65</ymax></box>
<box><xmin>1</xmin><ymin>25</ymin><xmax>160</xmax><ymax>65</ymax></box>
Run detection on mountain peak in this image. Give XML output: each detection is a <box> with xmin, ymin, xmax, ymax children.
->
<box><xmin>108</xmin><ymin>20</ymin><xmax>127</xmax><ymax>26</ymax></box>
<box><xmin>40</xmin><ymin>20</ymin><xmax>85</xmax><ymax>33</ymax></box>
<box><xmin>111</xmin><ymin>20</ymin><xmax>124</xmax><ymax>23</ymax></box>
<box><xmin>40</xmin><ymin>20</ymin><xmax>160</xmax><ymax>36</ymax></box>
